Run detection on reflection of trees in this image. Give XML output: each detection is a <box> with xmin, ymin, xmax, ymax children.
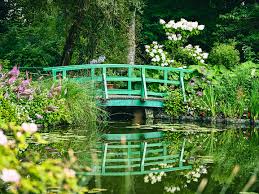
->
<box><xmin>209</xmin><ymin>129</ymin><xmax>259</xmax><ymax>193</ymax></box>
<box><xmin>164</xmin><ymin>128</ymin><xmax>259</xmax><ymax>193</ymax></box>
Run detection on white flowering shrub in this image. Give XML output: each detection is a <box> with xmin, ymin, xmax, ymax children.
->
<box><xmin>145</xmin><ymin>42</ymin><xmax>174</xmax><ymax>67</ymax></box>
<box><xmin>183</xmin><ymin>44</ymin><xmax>209</xmax><ymax>64</ymax></box>
<box><xmin>145</xmin><ymin>18</ymin><xmax>208</xmax><ymax>67</ymax></box>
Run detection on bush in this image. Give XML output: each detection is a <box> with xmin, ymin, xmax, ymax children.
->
<box><xmin>164</xmin><ymin>89</ymin><xmax>186</xmax><ymax>117</ymax></box>
<box><xmin>0</xmin><ymin>122</ymin><xmax>89</xmax><ymax>193</ymax></box>
<box><xmin>209</xmin><ymin>43</ymin><xmax>240</xmax><ymax>69</ymax></box>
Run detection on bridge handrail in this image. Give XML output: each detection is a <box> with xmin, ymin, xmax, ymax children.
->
<box><xmin>43</xmin><ymin>64</ymin><xmax>193</xmax><ymax>103</ymax></box>
<box><xmin>43</xmin><ymin>64</ymin><xmax>193</xmax><ymax>73</ymax></box>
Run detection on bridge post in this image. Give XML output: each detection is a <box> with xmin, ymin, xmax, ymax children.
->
<box><xmin>102</xmin><ymin>67</ymin><xmax>108</xmax><ymax>100</ymax></box>
<box><xmin>180</xmin><ymin>71</ymin><xmax>186</xmax><ymax>102</ymax></box>
<box><xmin>141</xmin><ymin>68</ymin><xmax>147</xmax><ymax>100</ymax></box>
<box><xmin>145</xmin><ymin>108</ymin><xmax>154</xmax><ymax>125</ymax></box>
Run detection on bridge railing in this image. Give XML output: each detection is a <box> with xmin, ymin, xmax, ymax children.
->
<box><xmin>43</xmin><ymin>64</ymin><xmax>193</xmax><ymax>102</ymax></box>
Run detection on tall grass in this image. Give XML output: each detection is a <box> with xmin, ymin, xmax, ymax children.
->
<box><xmin>61</xmin><ymin>80</ymin><xmax>106</xmax><ymax>128</ymax></box>
<box><xmin>39</xmin><ymin>78</ymin><xmax>106</xmax><ymax>129</ymax></box>
<box><xmin>201</xmin><ymin>85</ymin><xmax>217</xmax><ymax>119</ymax></box>
<box><xmin>250</xmin><ymin>79</ymin><xmax>259</xmax><ymax>120</ymax></box>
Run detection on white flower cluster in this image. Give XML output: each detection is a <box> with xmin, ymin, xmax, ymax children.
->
<box><xmin>145</xmin><ymin>41</ymin><xmax>174</xmax><ymax>67</ymax></box>
<box><xmin>0</xmin><ymin>130</ymin><xmax>8</xmax><ymax>146</ymax></box>
<box><xmin>184</xmin><ymin>165</ymin><xmax>207</xmax><ymax>183</ymax></box>
<box><xmin>166</xmin><ymin>32</ymin><xmax>182</xmax><ymax>41</ymax></box>
<box><xmin>164</xmin><ymin>186</ymin><xmax>180</xmax><ymax>193</ymax></box>
<box><xmin>184</xmin><ymin>44</ymin><xmax>208</xmax><ymax>63</ymax></box>
<box><xmin>0</xmin><ymin>169</ymin><xmax>20</xmax><ymax>183</ymax></box>
<box><xmin>160</xmin><ymin>18</ymin><xmax>205</xmax><ymax>31</ymax></box>
<box><xmin>21</xmin><ymin>123</ymin><xmax>38</xmax><ymax>134</ymax></box>
<box><xmin>144</xmin><ymin>169</ymin><xmax>166</xmax><ymax>184</ymax></box>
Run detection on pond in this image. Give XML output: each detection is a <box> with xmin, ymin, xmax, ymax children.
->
<box><xmin>38</xmin><ymin>120</ymin><xmax>259</xmax><ymax>194</ymax></box>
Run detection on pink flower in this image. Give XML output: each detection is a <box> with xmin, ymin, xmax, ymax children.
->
<box><xmin>21</xmin><ymin>79</ymin><xmax>30</xmax><ymax>86</ymax></box>
<box><xmin>0</xmin><ymin>169</ymin><xmax>21</xmax><ymax>183</ymax></box>
<box><xmin>64</xmin><ymin>168</ymin><xmax>75</xmax><ymax>178</ymax></box>
<box><xmin>8</xmin><ymin>66</ymin><xmax>20</xmax><ymax>77</ymax></box>
<box><xmin>8</xmin><ymin>76</ymin><xmax>17</xmax><ymax>84</ymax></box>
<box><xmin>0</xmin><ymin>130</ymin><xmax>8</xmax><ymax>146</ymax></box>
<box><xmin>21</xmin><ymin>123</ymin><xmax>38</xmax><ymax>134</ymax></box>
<box><xmin>35</xmin><ymin>114</ymin><xmax>43</xmax><ymax>119</ymax></box>
<box><xmin>196</xmin><ymin>91</ymin><xmax>203</xmax><ymax>96</ymax></box>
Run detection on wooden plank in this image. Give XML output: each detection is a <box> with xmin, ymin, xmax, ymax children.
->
<box><xmin>140</xmin><ymin>142</ymin><xmax>147</xmax><ymax>171</ymax></box>
<box><xmin>101</xmin><ymin>143</ymin><xmax>108</xmax><ymax>174</ymax></box>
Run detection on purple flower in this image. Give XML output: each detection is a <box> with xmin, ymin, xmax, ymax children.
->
<box><xmin>35</xmin><ymin>114</ymin><xmax>43</xmax><ymax>119</ymax></box>
<box><xmin>89</xmin><ymin>59</ymin><xmax>98</xmax><ymax>64</ymax></box>
<box><xmin>21</xmin><ymin>79</ymin><xmax>30</xmax><ymax>86</ymax></box>
<box><xmin>8</xmin><ymin>66</ymin><xmax>20</xmax><ymax>77</ymax></box>
<box><xmin>189</xmin><ymin>78</ymin><xmax>196</xmax><ymax>86</ymax></box>
<box><xmin>8</xmin><ymin>76</ymin><xmax>17</xmax><ymax>84</ymax></box>
<box><xmin>18</xmin><ymin>85</ymin><xmax>26</xmax><ymax>93</ymax></box>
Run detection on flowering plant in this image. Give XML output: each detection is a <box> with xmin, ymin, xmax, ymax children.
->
<box><xmin>0</xmin><ymin>65</ymin><xmax>71</xmax><ymax>126</ymax></box>
<box><xmin>0</xmin><ymin>122</ymin><xmax>88</xmax><ymax>193</ymax></box>
<box><xmin>145</xmin><ymin>18</ymin><xmax>208</xmax><ymax>67</ymax></box>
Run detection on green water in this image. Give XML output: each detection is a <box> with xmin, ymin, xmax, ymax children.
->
<box><xmin>40</xmin><ymin>121</ymin><xmax>259</xmax><ymax>194</ymax></box>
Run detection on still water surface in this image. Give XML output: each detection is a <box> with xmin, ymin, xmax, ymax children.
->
<box><xmin>40</xmin><ymin>121</ymin><xmax>258</xmax><ymax>194</ymax></box>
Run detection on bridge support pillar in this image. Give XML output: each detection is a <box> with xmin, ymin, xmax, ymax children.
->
<box><xmin>145</xmin><ymin>108</ymin><xmax>154</xmax><ymax>125</ymax></box>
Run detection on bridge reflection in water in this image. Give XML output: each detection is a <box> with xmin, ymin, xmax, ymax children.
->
<box><xmin>77</xmin><ymin>131</ymin><xmax>192</xmax><ymax>176</ymax></box>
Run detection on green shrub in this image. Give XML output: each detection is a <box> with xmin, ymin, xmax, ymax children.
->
<box><xmin>209</xmin><ymin>43</ymin><xmax>240</xmax><ymax>69</ymax></box>
<box><xmin>0</xmin><ymin>122</ymin><xmax>88</xmax><ymax>193</ymax></box>
<box><xmin>164</xmin><ymin>89</ymin><xmax>186</xmax><ymax>117</ymax></box>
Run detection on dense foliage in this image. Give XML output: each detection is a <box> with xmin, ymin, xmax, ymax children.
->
<box><xmin>0</xmin><ymin>122</ymin><xmax>88</xmax><ymax>193</ymax></box>
<box><xmin>0</xmin><ymin>65</ymin><xmax>100</xmax><ymax>128</ymax></box>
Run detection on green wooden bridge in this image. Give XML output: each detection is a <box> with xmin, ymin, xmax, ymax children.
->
<box><xmin>77</xmin><ymin>131</ymin><xmax>192</xmax><ymax>176</ymax></box>
<box><xmin>44</xmin><ymin>64</ymin><xmax>193</xmax><ymax>108</ymax></box>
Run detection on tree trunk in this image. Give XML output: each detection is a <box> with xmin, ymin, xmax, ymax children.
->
<box><xmin>60</xmin><ymin>5</ymin><xmax>86</xmax><ymax>66</ymax></box>
<box><xmin>127</xmin><ymin>9</ymin><xmax>136</xmax><ymax>65</ymax></box>
<box><xmin>60</xmin><ymin>22</ymin><xmax>77</xmax><ymax>66</ymax></box>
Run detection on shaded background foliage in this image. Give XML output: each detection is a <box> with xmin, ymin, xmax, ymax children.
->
<box><xmin>0</xmin><ymin>0</ymin><xmax>258</xmax><ymax>67</ymax></box>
